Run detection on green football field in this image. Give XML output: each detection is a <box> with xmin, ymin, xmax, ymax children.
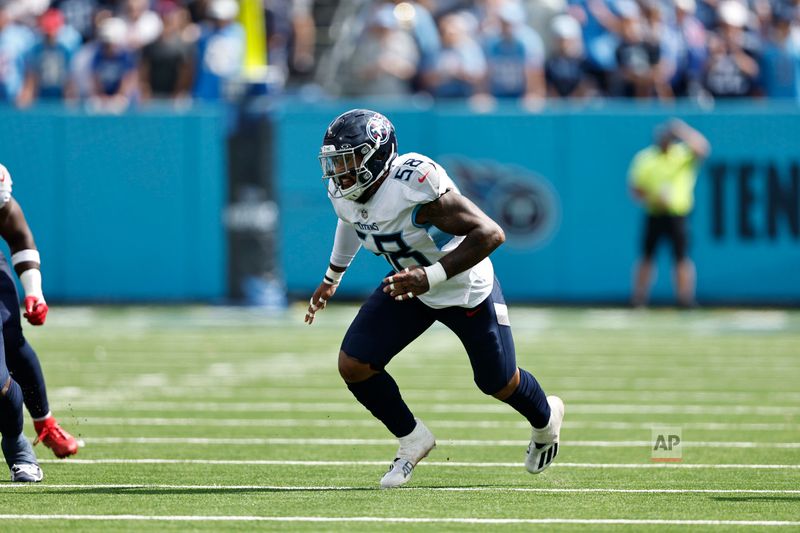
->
<box><xmin>1</xmin><ymin>305</ymin><xmax>798</xmax><ymax>531</ymax></box>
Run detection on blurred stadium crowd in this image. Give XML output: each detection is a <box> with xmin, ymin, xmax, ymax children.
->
<box><xmin>0</xmin><ymin>0</ymin><xmax>315</xmax><ymax>111</ymax></box>
<box><xmin>329</xmin><ymin>0</ymin><xmax>800</xmax><ymax>104</ymax></box>
<box><xmin>1</xmin><ymin>0</ymin><xmax>798</xmax><ymax>111</ymax></box>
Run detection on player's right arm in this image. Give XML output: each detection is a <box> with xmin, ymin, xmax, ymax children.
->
<box><xmin>416</xmin><ymin>191</ymin><xmax>505</xmax><ymax>278</ymax></box>
<box><xmin>383</xmin><ymin>189</ymin><xmax>505</xmax><ymax>300</ymax></box>
<box><xmin>305</xmin><ymin>219</ymin><xmax>361</xmax><ymax>325</ymax></box>
<box><xmin>0</xmin><ymin>165</ymin><xmax>49</xmax><ymax>326</ymax></box>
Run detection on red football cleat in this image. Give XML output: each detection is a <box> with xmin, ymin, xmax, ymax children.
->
<box><xmin>33</xmin><ymin>417</ymin><xmax>79</xmax><ymax>458</ymax></box>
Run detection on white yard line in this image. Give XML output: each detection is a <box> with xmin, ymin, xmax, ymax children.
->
<box><xmin>0</xmin><ymin>515</ymin><xmax>797</xmax><ymax>526</ymax></box>
<box><xmin>79</xmin><ymin>437</ymin><xmax>800</xmax><ymax>448</ymax></box>
<box><xmin>36</xmin><ymin>459</ymin><xmax>800</xmax><ymax>469</ymax></box>
<box><xmin>75</xmin><ymin>417</ymin><xmax>797</xmax><ymax>432</ymax></box>
<box><xmin>1</xmin><ymin>484</ymin><xmax>798</xmax><ymax>495</ymax></box>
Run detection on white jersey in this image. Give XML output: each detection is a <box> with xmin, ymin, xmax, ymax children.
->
<box><xmin>0</xmin><ymin>164</ymin><xmax>12</xmax><ymax>206</ymax></box>
<box><xmin>329</xmin><ymin>152</ymin><xmax>494</xmax><ymax>309</ymax></box>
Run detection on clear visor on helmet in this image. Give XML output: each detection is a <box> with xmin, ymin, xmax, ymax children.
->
<box><xmin>319</xmin><ymin>143</ymin><xmax>374</xmax><ymax>199</ymax></box>
<box><xmin>320</xmin><ymin>149</ymin><xmax>359</xmax><ymax>185</ymax></box>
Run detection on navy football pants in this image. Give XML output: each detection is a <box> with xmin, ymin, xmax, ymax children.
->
<box><xmin>0</xmin><ymin>258</ymin><xmax>49</xmax><ymax>420</ymax></box>
<box><xmin>342</xmin><ymin>277</ymin><xmax>517</xmax><ymax>395</ymax></box>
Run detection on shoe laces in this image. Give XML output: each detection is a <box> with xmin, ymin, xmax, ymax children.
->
<box><xmin>34</xmin><ymin>421</ymin><xmax>70</xmax><ymax>446</ymax></box>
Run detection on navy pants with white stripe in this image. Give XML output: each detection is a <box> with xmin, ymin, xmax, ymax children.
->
<box><xmin>341</xmin><ymin>276</ymin><xmax>551</xmax><ymax>432</ymax></box>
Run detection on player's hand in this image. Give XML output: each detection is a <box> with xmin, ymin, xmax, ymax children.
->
<box><xmin>383</xmin><ymin>266</ymin><xmax>429</xmax><ymax>301</ymax></box>
<box><xmin>24</xmin><ymin>295</ymin><xmax>48</xmax><ymax>326</ymax></box>
<box><xmin>305</xmin><ymin>282</ymin><xmax>337</xmax><ymax>325</ymax></box>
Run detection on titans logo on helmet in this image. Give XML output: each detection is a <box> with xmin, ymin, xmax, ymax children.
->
<box><xmin>366</xmin><ymin>114</ymin><xmax>392</xmax><ymax>145</ymax></box>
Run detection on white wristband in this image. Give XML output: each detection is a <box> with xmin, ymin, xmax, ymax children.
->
<box><xmin>323</xmin><ymin>266</ymin><xmax>344</xmax><ymax>286</ymax></box>
<box><xmin>20</xmin><ymin>269</ymin><xmax>43</xmax><ymax>299</ymax></box>
<box><xmin>423</xmin><ymin>262</ymin><xmax>447</xmax><ymax>289</ymax></box>
<box><xmin>11</xmin><ymin>249</ymin><xmax>40</xmax><ymax>267</ymax></box>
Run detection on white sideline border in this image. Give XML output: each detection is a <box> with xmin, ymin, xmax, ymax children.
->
<box><xmin>37</xmin><ymin>459</ymin><xmax>800</xmax><ymax>469</ymax></box>
<box><xmin>0</xmin><ymin>515</ymin><xmax>798</xmax><ymax>526</ymax></box>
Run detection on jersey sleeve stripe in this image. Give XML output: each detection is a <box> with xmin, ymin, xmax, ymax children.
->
<box><xmin>427</xmin><ymin>227</ymin><xmax>455</xmax><ymax>250</ymax></box>
<box><xmin>411</xmin><ymin>204</ymin><xmax>432</xmax><ymax>229</ymax></box>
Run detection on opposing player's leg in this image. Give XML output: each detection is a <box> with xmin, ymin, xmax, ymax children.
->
<box><xmin>9</xmin><ymin>339</ymin><xmax>49</xmax><ymax>418</ymax></box>
<box><xmin>0</xmin><ymin>330</ymin><xmax>42</xmax><ymax>482</ymax></box>
<box><xmin>339</xmin><ymin>278</ymin><xmax>437</xmax><ymax>488</ymax></box>
<box><xmin>10</xmin><ymin>341</ymin><xmax>79</xmax><ymax>458</ymax></box>
<box><xmin>439</xmin><ymin>278</ymin><xmax>564</xmax><ymax>474</ymax></box>
<box><xmin>0</xmin><ymin>263</ymin><xmax>79</xmax><ymax>458</ymax></box>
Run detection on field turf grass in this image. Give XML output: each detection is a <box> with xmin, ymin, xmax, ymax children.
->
<box><xmin>0</xmin><ymin>305</ymin><xmax>798</xmax><ymax>531</ymax></box>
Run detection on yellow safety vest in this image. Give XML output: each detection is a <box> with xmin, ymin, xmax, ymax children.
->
<box><xmin>629</xmin><ymin>143</ymin><xmax>698</xmax><ymax>216</ymax></box>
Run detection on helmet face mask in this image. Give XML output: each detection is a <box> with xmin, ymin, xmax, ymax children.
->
<box><xmin>319</xmin><ymin>109</ymin><xmax>397</xmax><ymax>201</ymax></box>
<box><xmin>320</xmin><ymin>143</ymin><xmax>375</xmax><ymax>200</ymax></box>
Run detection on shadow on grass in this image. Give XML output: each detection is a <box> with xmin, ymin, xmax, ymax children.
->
<box><xmin>8</xmin><ymin>483</ymin><xmax>516</xmax><ymax>495</ymax></box>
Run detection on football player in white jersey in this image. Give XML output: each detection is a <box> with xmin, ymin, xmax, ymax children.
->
<box><xmin>0</xmin><ymin>164</ymin><xmax>80</xmax><ymax>482</ymax></box>
<box><xmin>306</xmin><ymin>109</ymin><xmax>564</xmax><ymax>489</ymax></box>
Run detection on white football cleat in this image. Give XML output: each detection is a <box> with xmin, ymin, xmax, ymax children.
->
<box><xmin>379</xmin><ymin>419</ymin><xmax>436</xmax><ymax>489</ymax></box>
<box><xmin>525</xmin><ymin>395</ymin><xmax>565</xmax><ymax>474</ymax></box>
<box><xmin>10</xmin><ymin>463</ymin><xmax>43</xmax><ymax>482</ymax></box>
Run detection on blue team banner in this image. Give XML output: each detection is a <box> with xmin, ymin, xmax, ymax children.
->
<box><xmin>0</xmin><ymin>106</ymin><xmax>227</xmax><ymax>301</ymax></box>
<box><xmin>276</xmin><ymin>101</ymin><xmax>800</xmax><ymax>305</ymax></box>
<box><xmin>1</xmin><ymin>102</ymin><xmax>796</xmax><ymax>304</ymax></box>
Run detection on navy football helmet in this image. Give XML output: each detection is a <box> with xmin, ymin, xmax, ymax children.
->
<box><xmin>319</xmin><ymin>109</ymin><xmax>398</xmax><ymax>201</ymax></box>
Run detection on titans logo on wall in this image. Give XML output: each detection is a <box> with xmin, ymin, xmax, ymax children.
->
<box><xmin>440</xmin><ymin>156</ymin><xmax>561</xmax><ymax>249</ymax></box>
<box><xmin>366</xmin><ymin>114</ymin><xmax>391</xmax><ymax>145</ymax></box>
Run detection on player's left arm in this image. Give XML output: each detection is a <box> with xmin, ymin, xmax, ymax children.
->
<box><xmin>383</xmin><ymin>190</ymin><xmax>505</xmax><ymax>300</ymax></box>
<box><xmin>0</xmin><ymin>197</ymin><xmax>48</xmax><ymax>325</ymax></box>
<box><xmin>305</xmin><ymin>219</ymin><xmax>361</xmax><ymax>325</ymax></box>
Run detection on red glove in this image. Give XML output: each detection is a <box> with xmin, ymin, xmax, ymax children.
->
<box><xmin>24</xmin><ymin>296</ymin><xmax>48</xmax><ymax>326</ymax></box>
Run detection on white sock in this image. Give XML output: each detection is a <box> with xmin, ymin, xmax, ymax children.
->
<box><xmin>33</xmin><ymin>411</ymin><xmax>52</xmax><ymax>423</ymax></box>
